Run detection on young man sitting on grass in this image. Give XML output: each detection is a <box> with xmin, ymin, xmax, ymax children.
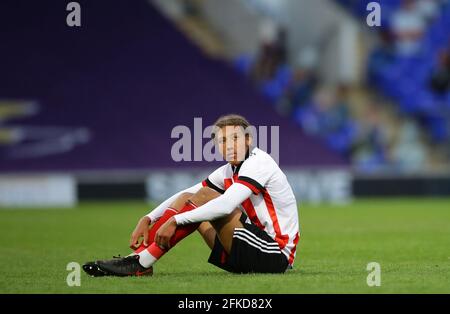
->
<box><xmin>83</xmin><ymin>114</ymin><xmax>300</xmax><ymax>276</ymax></box>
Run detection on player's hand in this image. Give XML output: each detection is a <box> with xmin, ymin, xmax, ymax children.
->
<box><xmin>130</xmin><ymin>216</ymin><xmax>151</xmax><ymax>249</ymax></box>
<box><xmin>155</xmin><ymin>217</ymin><xmax>177</xmax><ymax>250</ymax></box>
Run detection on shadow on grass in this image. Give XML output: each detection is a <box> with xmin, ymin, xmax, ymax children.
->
<box><xmin>101</xmin><ymin>268</ymin><xmax>340</xmax><ymax>278</ymax></box>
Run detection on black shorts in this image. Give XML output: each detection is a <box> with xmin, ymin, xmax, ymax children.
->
<box><xmin>208</xmin><ymin>212</ymin><xmax>289</xmax><ymax>274</ymax></box>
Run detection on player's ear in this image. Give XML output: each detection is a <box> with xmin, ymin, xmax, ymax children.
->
<box><xmin>245</xmin><ymin>133</ymin><xmax>253</xmax><ymax>147</ymax></box>
<box><xmin>211</xmin><ymin>125</ymin><xmax>220</xmax><ymax>143</ymax></box>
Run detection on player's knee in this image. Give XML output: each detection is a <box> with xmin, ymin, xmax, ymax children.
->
<box><xmin>189</xmin><ymin>187</ymin><xmax>221</xmax><ymax>206</ymax></box>
<box><xmin>178</xmin><ymin>192</ymin><xmax>194</xmax><ymax>206</ymax></box>
<box><xmin>178</xmin><ymin>192</ymin><xmax>194</xmax><ymax>200</ymax></box>
<box><xmin>211</xmin><ymin>208</ymin><xmax>242</xmax><ymax>230</ymax></box>
<box><xmin>170</xmin><ymin>192</ymin><xmax>194</xmax><ymax>210</ymax></box>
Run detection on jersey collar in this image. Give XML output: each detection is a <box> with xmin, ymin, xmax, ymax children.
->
<box><xmin>231</xmin><ymin>146</ymin><xmax>252</xmax><ymax>175</ymax></box>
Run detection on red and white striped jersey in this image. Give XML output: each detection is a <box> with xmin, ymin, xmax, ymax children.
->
<box><xmin>203</xmin><ymin>147</ymin><xmax>300</xmax><ymax>266</ymax></box>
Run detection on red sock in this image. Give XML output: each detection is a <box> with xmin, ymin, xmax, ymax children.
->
<box><xmin>144</xmin><ymin>201</ymin><xmax>199</xmax><ymax>259</ymax></box>
<box><xmin>133</xmin><ymin>207</ymin><xmax>178</xmax><ymax>254</ymax></box>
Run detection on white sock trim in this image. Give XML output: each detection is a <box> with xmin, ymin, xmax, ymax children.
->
<box><xmin>138</xmin><ymin>249</ymin><xmax>157</xmax><ymax>268</ymax></box>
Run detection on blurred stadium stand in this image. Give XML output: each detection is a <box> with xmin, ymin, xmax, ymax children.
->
<box><xmin>0</xmin><ymin>0</ymin><xmax>345</xmax><ymax>172</ymax></box>
<box><xmin>1</xmin><ymin>0</ymin><xmax>450</xmax><ymax>206</ymax></box>
<box><xmin>226</xmin><ymin>0</ymin><xmax>450</xmax><ymax>174</ymax></box>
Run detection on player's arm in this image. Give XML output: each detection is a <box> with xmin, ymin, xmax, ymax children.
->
<box><xmin>129</xmin><ymin>182</ymin><xmax>203</xmax><ymax>248</ymax></box>
<box><xmin>145</xmin><ymin>162</ymin><xmax>226</xmax><ymax>223</ymax></box>
<box><xmin>145</xmin><ymin>182</ymin><xmax>203</xmax><ymax>223</ymax></box>
<box><xmin>171</xmin><ymin>156</ymin><xmax>270</xmax><ymax>226</ymax></box>
<box><xmin>154</xmin><ymin>183</ymin><xmax>252</xmax><ymax>249</ymax></box>
<box><xmin>174</xmin><ymin>183</ymin><xmax>252</xmax><ymax>225</ymax></box>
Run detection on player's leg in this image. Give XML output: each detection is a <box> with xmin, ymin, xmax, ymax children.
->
<box><xmin>207</xmin><ymin>211</ymin><xmax>289</xmax><ymax>274</ymax></box>
<box><xmin>135</xmin><ymin>189</ymin><xmax>222</xmax><ymax>252</ymax></box>
<box><xmin>135</xmin><ymin>187</ymin><xmax>222</xmax><ymax>266</ymax></box>
<box><xmin>197</xmin><ymin>222</ymin><xmax>216</xmax><ymax>249</ymax></box>
<box><xmin>197</xmin><ymin>208</ymin><xmax>249</xmax><ymax>273</ymax></box>
<box><xmin>163</xmin><ymin>186</ymin><xmax>222</xmax><ymax>248</ymax></box>
<box><xmin>138</xmin><ymin>187</ymin><xmax>221</xmax><ymax>260</ymax></box>
<box><xmin>173</xmin><ymin>188</ymin><xmax>227</xmax><ymax>249</ymax></box>
<box><xmin>83</xmin><ymin>191</ymin><xmax>197</xmax><ymax>277</ymax></box>
<box><xmin>133</xmin><ymin>192</ymin><xmax>193</xmax><ymax>254</ymax></box>
<box><xmin>142</xmin><ymin>187</ymin><xmax>240</xmax><ymax>256</ymax></box>
<box><xmin>187</xmin><ymin>186</ymin><xmax>221</xmax><ymax>206</ymax></box>
<box><xmin>199</xmin><ymin>208</ymin><xmax>243</xmax><ymax>254</ymax></box>
<box><xmin>96</xmin><ymin>187</ymin><xmax>221</xmax><ymax>276</ymax></box>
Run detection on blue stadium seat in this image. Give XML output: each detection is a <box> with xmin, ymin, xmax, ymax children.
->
<box><xmin>233</xmin><ymin>54</ymin><xmax>254</xmax><ymax>76</ymax></box>
<box><xmin>325</xmin><ymin>121</ymin><xmax>358</xmax><ymax>154</ymax></box>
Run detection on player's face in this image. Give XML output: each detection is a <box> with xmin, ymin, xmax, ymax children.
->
<box><xmin>215</xmin><ymin>125</ymin><xmax>251</xmax><ymax>165</ymax></box>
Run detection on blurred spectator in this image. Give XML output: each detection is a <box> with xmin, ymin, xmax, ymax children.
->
<box><xmin>390</xmin><ymin>117</ymin><xmax>427</xmax><ymax>172</ymax></box>
<box><xmin>332</xmin><ymin>84</ymin><xmax>352</xmax><ymax>131</ymax></box>
<box><xmin>430</xmin><ymin>48</ymin><xmax>450</xmax><ymax>95</ymax></box>
<box><xmin>391</xmin><ymin>0</ymin><xmax>426</xmax><ymax>56</ymax></box>
<box><xmin>295</xmin><ymin>45</ymin><xmax>319</xmax><ymax>72</ymax></box>
<box><xmin>251</xmin><ymin>19</ymin><xmax>287</xmax><ymax>82</ymax></box>
<box><xmin>298</xmin><ymin>87</ymin><xmax>349</xmax><ymax>137</ymax></box>
<box><xmin>232</xmin><ymin>0</ymin><xmax>448</xmax><ymax>170</ymax></box>
<box><xmin>277</xmin><ymin>47</ymin><xmax>319</xmax><ymax>116</ymax></box>
<box><xmin>352</xmin><ymin>105</ymin><xmax>390</xmax><ymax>171</ymax></box>
<box><xmin>278</xmin><ymin>68</ymin><xmax>317</xmax><ymax>116</ymax></box>
<box><xmin>416</xmin><ymin>0</ymin><xmax>440</xmax><ymax>22</ymax></box>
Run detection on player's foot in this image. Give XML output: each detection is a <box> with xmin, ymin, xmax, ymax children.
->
<box><xmin>82</xmin><ymin>261</ymin><xmax>110</xmax><ymax>277</ymax></box>
<box><xmin>96</xmin><ymin>255</ymin><xmax>153</xmax><ymax>277</ymax></box>
<box><xmin>82</xmin><ymin>255</ymin><xmax>124</xmax><ymax>277</ymax></box>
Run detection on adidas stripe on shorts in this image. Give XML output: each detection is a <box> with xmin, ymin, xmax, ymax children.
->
<box><xmin>208</xmin><ymin>212</ymin><xmax>289</xmax><ymax>273</ymax></box>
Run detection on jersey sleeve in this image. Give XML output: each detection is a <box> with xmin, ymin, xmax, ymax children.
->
<box><xmin>235</xmin><ymin>154</ymin><xmax>273</xmax><ymax>195</ymax></box>
<box><xmin>174</xmin><ymin>183</ymin><xmax>253</xmax><ymax>225</ymax></box>
<box><xmin>146</xmin><ymin>182</ymin><xmax>203</xmax><ymax>222</ymax></box>
<box><xmin>202</xmin><ymin>165</ymin><xmax>226</xmax><ymax>194</ymax></box>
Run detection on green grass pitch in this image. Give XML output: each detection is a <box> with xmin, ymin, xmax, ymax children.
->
<box><xmin>0</xmin><ymin>198</ymin><xmax>449</xmax><ymax>293</ymax></box>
